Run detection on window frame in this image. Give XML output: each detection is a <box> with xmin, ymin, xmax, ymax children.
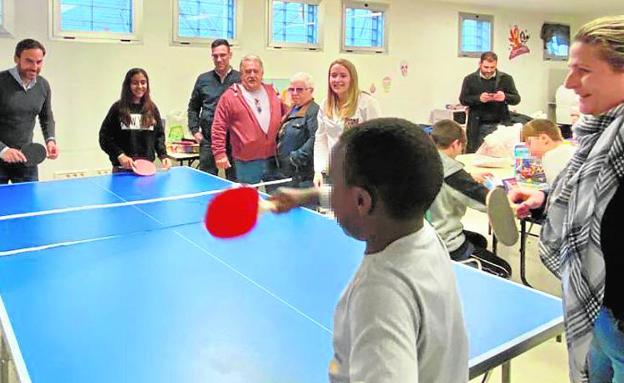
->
<box><xmin>341</xmin><ymin>0</ymin><xmax>388</xmax><ymax>54</ymax></box>
<box><xmin>458</xmin><ymin>12</ymin><xmax>493</xmax><ymax>58</ymax></box>
<box><xmin>172</xmin><ymin>0</ymin><xmax>240</xmax><ymax>46</ymax></box>
<box><xmin>49</xmin><ymin>0</ymin><xmax>143</xmax><ymax>43</ymax></box>
<box><xmin>266</xmin><ymin>0</ymin><xmax>323</xmax><ymax>51</ymax></box>
<box><xmin>542</xmin><ymin>22</ymin><xmax>570</xmax><ymax>61</ymax></box>
<box><xmin>0</xmin><ymin>0</ymin><xmax>15</xmax><ymax>37</ymax></box>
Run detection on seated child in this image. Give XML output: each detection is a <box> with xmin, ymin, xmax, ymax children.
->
<box><xmin>428</xmin><ymin>119</ymin><xmax>512</xmax><ymax>278</ymax></box>
<box><xmin>270</xmin><ymin>118</ymin><xmax>469</xmax><ymax>382</ymax></box>
<box><xmin>521</xmin><ymin>119</ymin><xmax>576</xmax><ymax>184</ymax></box>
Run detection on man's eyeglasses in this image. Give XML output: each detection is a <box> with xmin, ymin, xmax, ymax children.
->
<box><xmin>254</xmin><ymin>98</ymin><xmax>262</xmax><ymax>113</ymax></box>
<box><xmin>287</xmin><ymin>87</ymin><xmax>309</xmax><ymax>93</ymax></box>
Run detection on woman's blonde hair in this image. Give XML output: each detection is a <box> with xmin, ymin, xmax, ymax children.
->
<box><xmin>575</xmin><ymin>15</ymin><xmax>624</xmax><ymax>72</ymax></box>
<box><xmin>325</xmin><ymin>59</ymin><xmax>360</xmax><ymax>119</ymax></box>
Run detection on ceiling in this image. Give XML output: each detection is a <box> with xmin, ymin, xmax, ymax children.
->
<box><xmin>431</xmin><ymin>0</ymin><xmax>623</xmax><ymax>17</ymax></box>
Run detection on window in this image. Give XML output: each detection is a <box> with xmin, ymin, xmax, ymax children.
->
<box><xmin>541</xmin><ymin>23</ymin><xmax>570</xmax><ymax>61</ymax></box>
<box><xmin>341</xmin><ymin>1</ymin><xmax>388</xmax><ymax>53</ymax></box>
<box><xmin>173</xmin><ymin>0</ymin><xmax>237</xmax><ymax>45</ymax></box>
<box><xmin>458</xmin><ymin>12</ymin><xmax>493</xmax><ymax>57</ymax></box>
<box><xmin>0</xmin><ymin>0</ymin><xmax>15</xmax><ymax>37</ymax></box>
<box><xmin>268</xmin><ymin>0</ymin><xmax>321</xmax><ymax>49</ymax></box>
<box><xmin>50</xmin><ymin>0</ymin><xmax>143</xmax><ymax>42</ymax></box>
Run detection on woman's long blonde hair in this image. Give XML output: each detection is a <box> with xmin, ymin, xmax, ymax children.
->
<box><xmin>325</xmin><ymin>59</ymin><xmax>360</xmax><ymax>119</ymax></box>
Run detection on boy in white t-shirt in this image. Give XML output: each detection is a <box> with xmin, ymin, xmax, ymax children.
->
<box><xmin>521</xmin><ymin>118</ymin><xmax>576</xmax><ymax>184</ymax></box>
<box><xmin>270</xmin><ymin>118</ymin><xmax>468</xmax><ymax>383</ymax></box>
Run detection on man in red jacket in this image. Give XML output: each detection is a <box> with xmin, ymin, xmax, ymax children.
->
<box><xmin>211</xmin><ymin>55</ymin><xmax>285</xmax><ymax>184</ymax></box>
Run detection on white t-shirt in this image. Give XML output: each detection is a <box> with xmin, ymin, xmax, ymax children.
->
<box><xmin>241</xmin><ymin>86</ymin><xmax>271</xmax><ymax>134</ymax></box>
<box><xmin>329</xmin><ymin>223</ymin><xmax>469</xmax><ymax>383</ymax></box>
<box><xmin>543</xmin><ymin>142</ymin><xmax>576</xmax><ymax>184</ymax></box>
<box><xmin>314</xmin><ymin>92</ymin><xmax>381</xmax><ymax>173</ymax></box>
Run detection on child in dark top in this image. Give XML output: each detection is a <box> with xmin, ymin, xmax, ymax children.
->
<box><xmin>99</xmin><ymin>68</ymin><xmax>171</xmax><ymax>171</ymax></box>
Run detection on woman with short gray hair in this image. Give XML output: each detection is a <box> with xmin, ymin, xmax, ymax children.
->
<box><xmin>267</xmin><ymin>72</ymin><xmax>319</xmax><ymax>190</ymax></box>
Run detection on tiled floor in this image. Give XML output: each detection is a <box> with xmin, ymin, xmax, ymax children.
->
<box><xmin>463</xmin><ymin>209</ymin><xmax>569</xmax><ymax>382</ymax></box>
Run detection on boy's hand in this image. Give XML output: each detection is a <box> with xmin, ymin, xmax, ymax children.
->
<box><xmin>269</xmin><ymin>187</ymin><xmax>319</xmax><ymax>213</ymax></box>
<box><xmin>472</xmin><ymin>172</ymin><xmax>494</xmax><ymax>184</ymax></box>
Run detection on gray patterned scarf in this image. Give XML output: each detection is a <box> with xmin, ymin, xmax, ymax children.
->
<box><xmin>539</xmin><ymin>103</ymin><xmax>624</xmax><ymax>382</ymax></box>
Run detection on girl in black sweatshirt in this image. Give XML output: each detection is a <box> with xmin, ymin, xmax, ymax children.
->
<box><xmin>99</xmin><ymin>68</ymin><xmax>171</xmax><ymax>171</ymax></box>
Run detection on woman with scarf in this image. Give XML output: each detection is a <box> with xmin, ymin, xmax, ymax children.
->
<box><xmin>510</xmin><ymin>16</ymin><xmax>624</xmax><ymax>383</ymax></box>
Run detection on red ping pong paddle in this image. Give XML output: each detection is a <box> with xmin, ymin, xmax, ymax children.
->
<box><xmin>21</xmin><ymin>143</ymin><xmax>47</xmax><ymax>167</ymax></box>
<box><xmin>132</xmin><ymin>159</ymin><xmax>157</xmax><ymax>176</ymax></box>
<box><xmin>204</xmin><ymin>187</ymin><xmax>276</xmax><ymax>238</ymax></box>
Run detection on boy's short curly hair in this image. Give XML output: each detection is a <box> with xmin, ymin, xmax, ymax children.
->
<box><xmin>340</xmin><ymin>118</ymin><xmax>443</xmax><ymax>220</ymax></box>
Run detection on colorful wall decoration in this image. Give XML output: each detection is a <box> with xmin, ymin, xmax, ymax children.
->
<box><xmin>508</xmin><ymin>25</ymin><xmax>530</xmax><ymax>60</ymax></box>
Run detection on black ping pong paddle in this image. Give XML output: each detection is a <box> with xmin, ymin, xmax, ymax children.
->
<box><xmin>21</xmin><ymin>143</ymin><xmax>47</xmax><ymax>167</ymax></box>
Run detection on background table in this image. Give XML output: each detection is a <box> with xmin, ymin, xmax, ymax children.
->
<box><xmin>168</xmin><ymin>152</ymin><xmax>200</xmax><ymax>167</ymax></box>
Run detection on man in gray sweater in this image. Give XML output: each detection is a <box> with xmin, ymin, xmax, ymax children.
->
<box><xmin>0</xmin><ymin>39</ymin><xmax>58</xmax><ymax>184</ymax></box>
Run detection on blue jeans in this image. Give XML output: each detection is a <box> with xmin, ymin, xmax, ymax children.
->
<box><xmin>234</xmin><ymin>159</ymin><xmax>269</xmax><ymax>185</ymax></box>
<box><xmin>589</xmin><ymin>306</ymin><xmax>624</xmax><ymax>382</ymax></box>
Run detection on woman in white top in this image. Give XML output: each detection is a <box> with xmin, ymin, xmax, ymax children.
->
<box><xmin>313</xmin><ymin>59</ymin><xmax>381</xmax><ymax>186</ymax></box>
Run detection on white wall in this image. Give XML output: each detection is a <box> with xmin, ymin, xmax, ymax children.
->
<box><xmin>0</xmin><ymin>0</ymin><xmax>582</xmax><ymax>180</ymax></box>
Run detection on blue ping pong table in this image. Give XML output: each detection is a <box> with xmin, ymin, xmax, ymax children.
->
<box><xmin>0</xmin><ymin>167</ymin><xmax>563</xmax><ymax>383</ymax></box>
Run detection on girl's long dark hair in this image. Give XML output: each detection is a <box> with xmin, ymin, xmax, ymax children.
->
<box><xmin>119</xmin><ymin>68</ymin><xmax>157</xmax><ymax>127</ymax></box>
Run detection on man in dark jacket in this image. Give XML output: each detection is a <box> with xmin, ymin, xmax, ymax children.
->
<box><xmin>187</xmin><ymin>39</ymin><xmax>240</xmax><ymax>179</ymax></box>
<box><xmin>459</xmin><ymin>51</ymin><xmax>521</xmax><ymax>153</ymax></box>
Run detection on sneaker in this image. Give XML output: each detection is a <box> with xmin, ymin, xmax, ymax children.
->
<box><xmin>470</xmin><ymin>251</ymin><xmax>512</xmax><ymax>279</ymax></box>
